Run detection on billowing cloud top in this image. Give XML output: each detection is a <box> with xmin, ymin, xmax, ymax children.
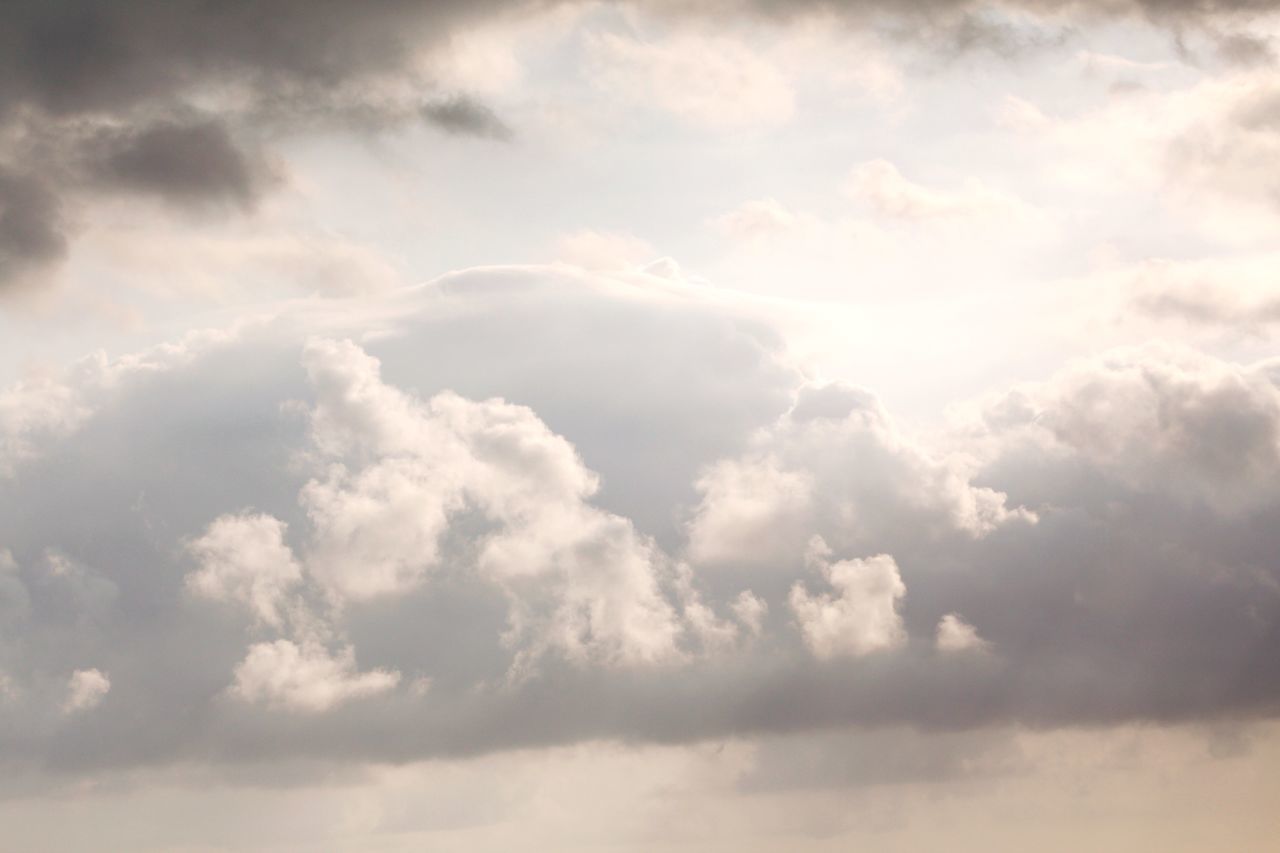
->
<box><xmin>1</xmin><ymin>265</ymin><xmax>1278</xmax><ymax>776</ymax></box>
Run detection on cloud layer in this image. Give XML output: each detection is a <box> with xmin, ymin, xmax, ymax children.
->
<box><xmin>1</xmin><ymin>266</ymin><xmax>1278</xmax><ymax>781</ymax></box>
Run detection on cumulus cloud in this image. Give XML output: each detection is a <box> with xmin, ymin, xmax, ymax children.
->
<box><xmin>231</xmin><ymin>640</ymin><xmax>399</xmax><ymax>713</ymax></box>
<box><xmin>975</xmin><ymin>345</ymin><xmax>1280</xmax><ymax>509</ymax></box>
<box><xmin>790</xmin><ymin>539</ymin><xmax>906</xmax><ymax>658</ymax></box>
<box><xmin>62</xmin><ymin>668</ymin><xmax>110</xmax><ymax>714</ymax></box>
<box><xmin>298</xmin><ymin>337</ymin><xmax>688</xmax><ymax>670</ymax></box>
<box><xmin>687</xmin><ymin>380</ymin><xmax>1033</xmax><ymax>570</ymax></box>
<box><xmin>0</xmin><ymin>330</ymin><xmax>227</xmax><ymax>475</ymax></box>
<box><xmin>935</xmin><ymin>612</ymin><xmax>988</xmax><ymax>652</ymax></box>
<box><xmin>0</xmin><ymin>266</ymin><xmax>1278</xmax><ymax>776</ymax></box>
<box><xmin>187</xmin><ymin>513</ymin><xmax>304</xmax><ymax>630</ymax></box>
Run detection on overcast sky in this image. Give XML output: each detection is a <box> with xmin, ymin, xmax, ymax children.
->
<box><xmin>2</xmin><ymin>1</ymin><xmax>1280</xmax><ymax>850</ymax></box>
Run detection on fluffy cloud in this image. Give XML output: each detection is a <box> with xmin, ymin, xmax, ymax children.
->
<box><xmin>0</xmin><ymin>329</ymin><xmax>230</xmax><ymax>476</ymax></box>
<box><xmin>790</xmin><ymin>539</ymin><xmax>907</xmax><ymax>658</ymax></box>
<box><xmin>187</xmin><ymin>513</ymin><xmax>303</xmax><ymax>630</ymax></box>
<box><xmin>62</xmin><ymin>668</ymin><xmax>110</xmax><ymax>714</ymax></box>
<box><xmin>687</xmin><ymin>380</ymin><xmax>1033</xmax><ymax>571</ymax></box>
<box><xmin>296</xmin><ymin>337</ymin><xmax>688</xmax><ymax>670</ymax></box>
<box><xmin>973</xmin><ymin>345</ymin><xmax>1280</xmax><ymax>509</ymax></box>
<box><xmin>231</xmin><ymin>640</ymin><xmax>399</xmax><ymax>713</ymax></box>
<box><xmin>0</xmin><ymin>265</ymin><xmax>1278</xmax><ymax>778</ymax></box>
<box><xmin>935</xmin><ymin>612</ymin><xmax>988</xmax><ymax>652</ymax></box>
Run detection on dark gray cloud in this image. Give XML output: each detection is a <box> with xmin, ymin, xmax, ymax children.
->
<box><xmin>423</xmin><ymin>96</ymin><xmax>516</xmax><ymax>141</ymax></box>
<box><xmin>0</xmin><ymin>1</ymin><xmax>500</xmax><ymax>120</ymax></box>
<box><xmin>1</xmin><ymin>268</ymin><xmax>1279</xmax><ymax>783</ymax></box>
<box><xmin>706</xmin><ymin>0</ymin><xmax>1280</xmax><ymax>20</ymax></box>
<box><xmin>1215</xmin><ymin>30</ymin><xmax>1276</xmax><ymax>65</ymax></box>
<box><xmin>0</xmin><ymin>167</ymin><xmax>67</xmax><ymax>288</ymax></box>
<box><xmin>0</xmin><ymin>0</ymin><xmax>525</xmax><ymax>288</ymax></box>
<box><xmin>90</xmin><ymin>118</ymin><xmax>274</xmax><ymax>210</ymax></box>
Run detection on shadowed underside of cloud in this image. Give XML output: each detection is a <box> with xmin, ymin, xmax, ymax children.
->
<box><xmin>0</xmin><ymin>266</ymin><xmax>1278</xmax><ymax>778</ymax></box>
<box><xmin>0</xmin><ymin>0</ymin><xmax>520</xmax><ymax>288</ymax></box>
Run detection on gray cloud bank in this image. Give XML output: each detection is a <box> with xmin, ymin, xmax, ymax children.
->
<box><xmin>1</xmin><ymin>266</ymin><xmax>1278</xmax><ymax>781</ymax></box>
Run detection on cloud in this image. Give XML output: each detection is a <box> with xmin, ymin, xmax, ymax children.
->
<box><xmin>89</xmin><ymin>118</ymin><xmax>275</xmax><ymax>210</ymax></box>
<box><xmin>0</xmin><ymin>166</ymin><xmax>67</xmax><ymax>288</ymax></box>
<box><xmin>63</xmin><ymin>668</ymin><xmax>110</xmax><ymax>714</ymax></box>
<box><xmin>686</xmin><ymin>379</ymin><xmax>1032</xmax><ymax>571</ymax></box>
<box><xmin>1129</xmin><ymin>260</ymin><xmax>1280</xmax><ymax>332</ymax></box>
<box><xmin>231</xmin><ymin>640</ymin><xmax>399</xmax><ymax>713</ymax></box>
<box><xmin>260</xmin><ymin>337</ymin><xmax>690</xmax><ymax>672</ymax></box>
<box><xmin>422</xmin><ymin>94</ymin><xmax>514</xmax><ymax>140</ymax></box>
<box><xmin>935</xmin><ymin>612</ymin><xmax>988</xmax><ymax>652</ymax></box>
<box><xmin>0</xmin><ymin>326</ymin><xmax>234</xmax><ymax>475</ymax></box>
<box><xmin>0</xmin><ymin>266</ymin><xmax>1279</xmax><ymax>778</ymax></box>
<box><xmin>0</xmin><ymin>0</ymin><xmax>530</xmax><ymax>288</ymax></box>
<box><xmin>187</xmin><ymin>513</ymin><xmax>304</xmax><ymax>630</ymax></box>
<box><xmin>790</xmin><ymin>539</ymin><xmax>907</xmax><ymax>659</ymax></box>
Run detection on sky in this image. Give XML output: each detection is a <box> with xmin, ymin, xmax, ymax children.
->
<box><xmin>2</xmin><ymin>1</ymin><xmax>1280</xmax><ymax>850</ymax></box>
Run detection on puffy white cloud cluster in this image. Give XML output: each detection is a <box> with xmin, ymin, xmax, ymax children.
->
<box><xmin>969</xmin><ymin>346</ymin><xmax>1280</xmax><ymax>511</ymax></box>
<box><xmin>790</xmin><ymin>539</ymin><xmax>906</xmax><ymax>659</ymax></box>
<box><xmin>687</xmin><ymin>380</ymin><xmax>1033</xmax><ymax>569</ymax></box>
<box><xmin>186</xmin><ymin>332</ymin><xmax>768</xmax><ymax>710</ymax></box>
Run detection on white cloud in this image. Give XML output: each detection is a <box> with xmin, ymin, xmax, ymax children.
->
<box><xmin>0</xmin><ymin>328</ymin><xmax>235</xmax><ymax>477</ymax></box>
<box><xmin>63</xmin><ymin>668</ymin><xmax>111</xmax><ymax>714</ymax></box>
<box><xmin>686</xmin><ymin>455</ymin><xmax>813</xmax><ymax>566</ymax></box>
<box><xmin>936</xmin><ymin>613</ymin><xmax>988</xmax><ymax>653</ymax></box>
<box><xmin>187</xmin><ymin>513</ymin><xmax>304</xmax><ymax>630</ymax></box>
<box><xmin>4</xmin><ymin>265</ymin><xmax>1279</xmax><ymax>774</ymax></box>
<box><xmin>186</xmin><ymin>334</ymin><xmax>697</xmax><ymax>682</ymax></box>
<box><xmin>231</xmin><ymin>640</ymin><xmax>399</xmax><ymax>714</ymax></box>
<box><xmin>789</xmin><ymin>537</ymin><xmax>906</xmax><ymax>659</ymax></box>
<box><xmin>730</xmin><ymin>590</ymin><xmax>768</xmax><ymax>636</ymax></box>
<box><xmin>971</xmin><ymin>345</ymin><xmax>1280</xmax><ymax>510</ymax></box>
<box><xmin>303</xmin><ymin>338</ymin><xmax>684</xmax><ymax>669</ymax></box>
<box><xmin>0</xmin><ymin>367</ymin><xmax>92</xmax><ymax>477</ymax></box>
<box><xmin>686</xmin><ymin>381</ymin><xmax>1032</xmax><ymax>568</ymax></box>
